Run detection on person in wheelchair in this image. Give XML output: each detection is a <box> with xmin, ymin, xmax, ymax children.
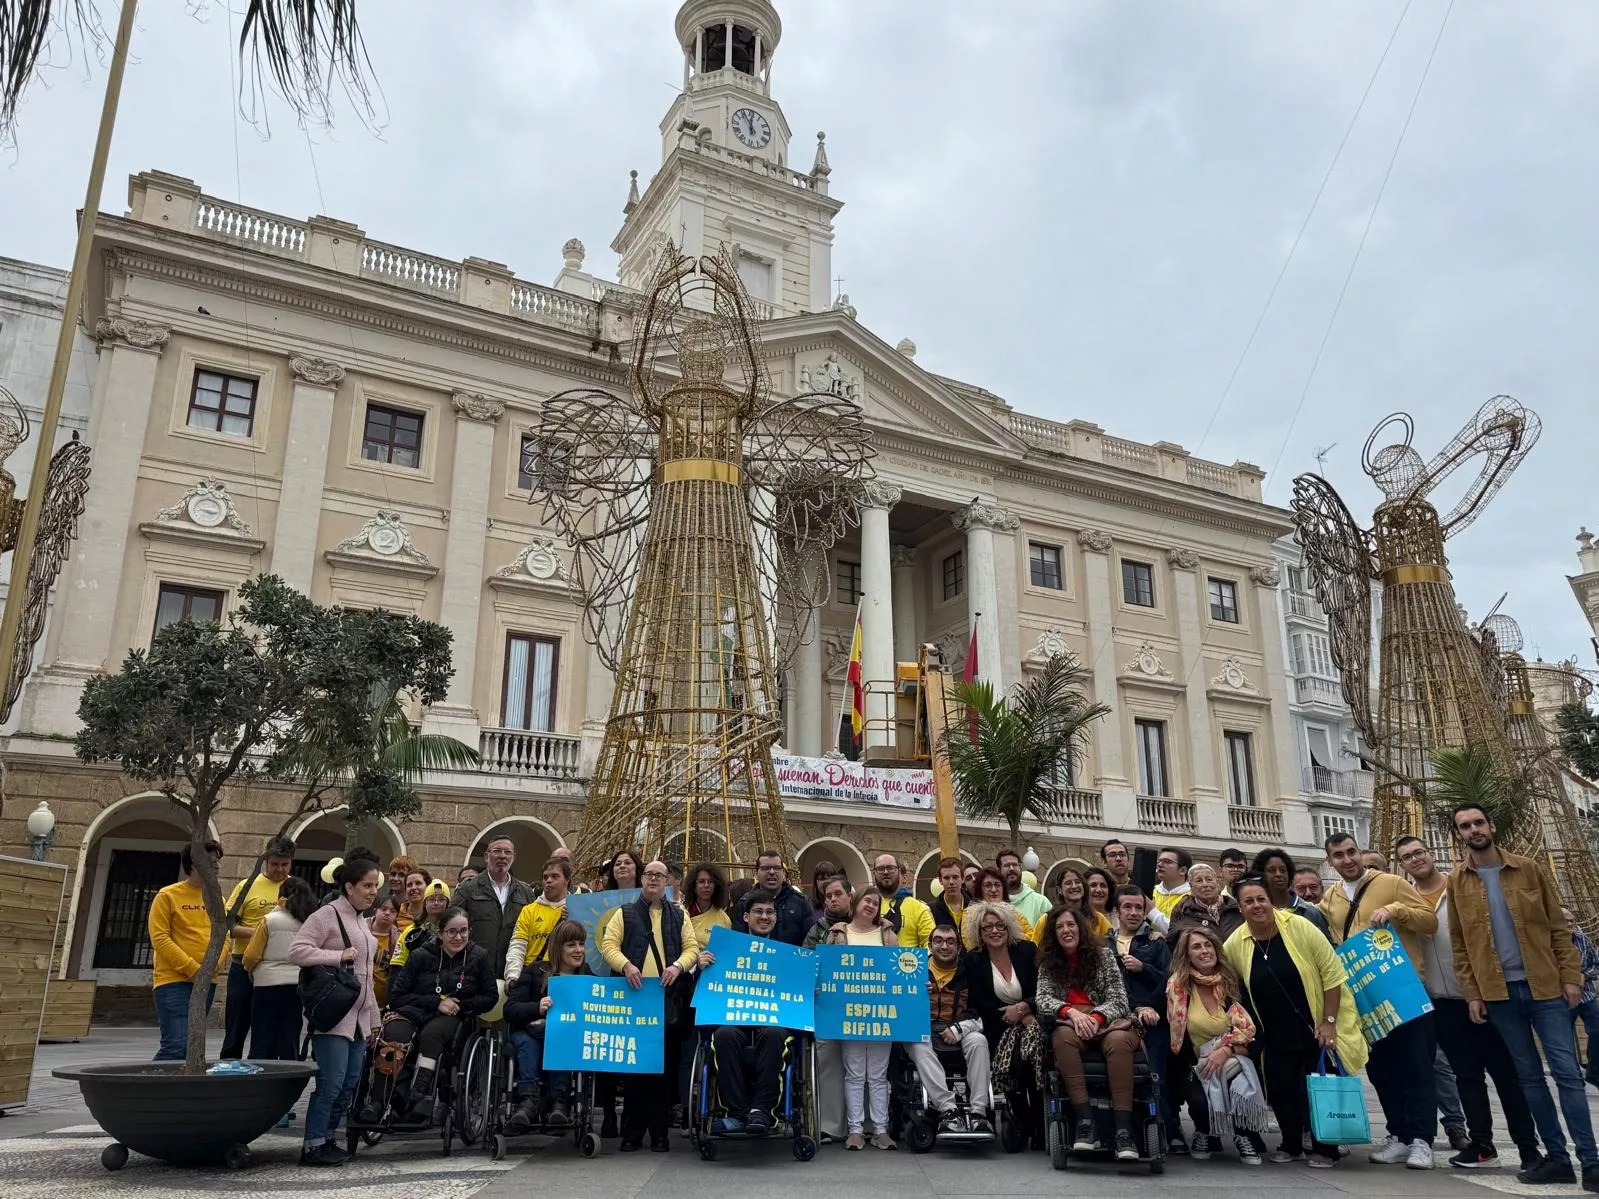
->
<box><xmin>503</xmin><ymin>919</ymin><xmax>592</xmax><ymax>1134</ymax></box>
<box><xmin>380</xmin><ymin>907</ymin><xmax>499</xmax><ymax>1122</ymax></box>
<box><xmin>907</xmin><ymin>923</ymin><xmax>992</xmax><ymax>1134</ymax></box>
<box><xmin>701</xmin><ymin>891</ymin><xmax>796</xmax><ymax>1135</ymax></box>
<box><xmin>1036</xmin><ymin>904</ymin><xmax>1143</xmax><ymax>1161</ymax></box>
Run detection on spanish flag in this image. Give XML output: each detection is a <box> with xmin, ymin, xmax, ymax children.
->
<box><xmin>843</xmin><ymin>601</ymin><xmax>865</xmax><ymax>751</ymax></box>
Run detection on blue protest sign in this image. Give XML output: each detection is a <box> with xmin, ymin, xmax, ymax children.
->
<box><xmin>564</xmin><ymin>889</ymin><xmax>641</xmax><ymax>975</ymax></box>
<box><xmin>815</xmin><ymin>945</ymin><xmax>931</xmax><ymax>1043</ymax></box>
<box><xmin>544</xmin><ymin>974</ymin><xmax>665</xmax><ymax>1073</ymax></box>
<box><xmin>1336</xmin><ymin>926</ymin><xmax>1434</xmax><ymax>1043</ymax></box>
<box><xmin>694</xmin><ymin>924</ymin><xmax>818</xmax><ymax>1030</ymax></box>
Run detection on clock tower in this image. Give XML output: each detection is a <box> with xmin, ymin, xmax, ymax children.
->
<box><xmin>613</xmin><ymin>0</ymin><xmax>842</xmax><ymax>315</ymax></box>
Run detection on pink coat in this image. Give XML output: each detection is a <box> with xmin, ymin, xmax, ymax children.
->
<box><xmin>289</xmin><ymin>896</ymin><xmax>380</xmax><ymax>1040</ymax></box>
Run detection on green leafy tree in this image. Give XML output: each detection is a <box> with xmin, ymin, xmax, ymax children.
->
<box><xmin>1556</xmin><ymin>701</ymin><xmax>1599</xmax><ymax>783</ymax></box>
<box><xmin>1423</xmin><ymin>745</ymin><xmax>1532</xmax><ymax>850</ymax></box>
<box><xmin>75</xmin><ymin>575</ymin><xmax>458</xmax><ymax>1073</ymax></box>
<box><xmin>941</xmin><ymin>653</ymin><xmax>1110</xmax><ymax>845</ymax></box>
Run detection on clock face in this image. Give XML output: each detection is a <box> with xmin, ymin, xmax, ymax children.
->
<box><xmin>731</xmin><ymin>107</ymin><xmax>773</xmax><ymax>149</ymax></box>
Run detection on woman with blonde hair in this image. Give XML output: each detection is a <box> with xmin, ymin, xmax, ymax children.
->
<box><xmin>963</xmin><ymin>899</ymin><xmax>1042</xmax><ymax>1147</ymax></box>
<box><xmin>838</xmin><ymin>886</ymin><xmax>898</xmax><ymax>1149</ymax></box>
<box><xmin>1166</xmin><ymin>926</ymin><xmax>1268</xmax><ymax>1165</ymax></box>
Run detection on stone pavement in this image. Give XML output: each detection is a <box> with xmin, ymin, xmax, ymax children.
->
<box><xmin>3</xmin><ymin>1029</ymin><xmax>1594</xmax><ymax>1198</ymax></box>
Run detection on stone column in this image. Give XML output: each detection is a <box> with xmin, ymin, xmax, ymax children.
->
<box><xmin>1168</xmin><ymin>549</ymin><xmax>1219</xmax><ymax>800</ymax></box>
<box><xmin>953</xmin><ymin>501</ymin><xmax>1019</xmax><ymax>695</ymax></box>
<box><xmin>858</xmin><ymin>481</ymin><xmax>900</xmax><ymax>749</ymax></box>
<box><xmin>423</xmin><ymin>392</ymin><xmax>503</xmax><ymax>745</ymax></box>
<box><xmin>270</xmin><ymin>356</ymin><xmax>344</xmax><ymax>593</ymax></box>
<box><xmin>1252</xmin><ymin>563</ymin><xmax>1300</xmax><ymax>805</ymax></box>
<box><xmin>22</xmin><ymin>317</ymin><xmax>170</xmax><ymax>736</ymax></box>
<box><xmin>891</xmin><ymin>545</ymin><xmax>917</xmax><ymax>665</ymax></box>
<box><xmin>1077</xmin><ymin>530</ymin><xmax>1129</xmax><ymax>794</ymax></box>
<box><xmin>790</xmin><ymin>604</ymin><xmax>824</xmax><ymax>758</ymax></box>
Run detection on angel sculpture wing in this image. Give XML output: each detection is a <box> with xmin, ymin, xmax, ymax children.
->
<box><xmin>1362</xmin><ymin>396</ymin><xmax>1540</xmax><ymax>538</ymax></box>
<box><xmin>1</xmin><ymin>434</ymin><xmax>91</xmax><ymax>721</ymax></box>
<box><xmin>1291</xmin><ymin>472</ymin><xmax>1378</xmax><ymax>742</ymax></box>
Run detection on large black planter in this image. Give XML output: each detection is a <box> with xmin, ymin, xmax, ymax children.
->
<box><xmin>53</xmin><ymin>1060</ymin><xmax>317</xmax><ymax>1170</ymax></box>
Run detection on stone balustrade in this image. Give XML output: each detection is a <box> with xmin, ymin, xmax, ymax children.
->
<box><xmin>1136</xmin><ymin>795</ymin><xmax>1199</xmax><ymax>835</ymax></box>
<box><xmin>479</xmin><ymin>727</ymin><xmax>584</xmax><ymax>780</ymax></box>
<box><xmin>1228</xmin><ymin>804</ymin><xmax>1284</xmax><ymax>842</ymax></box>
<box><xmin>1006</xmin><ymin>410</ymin><xmax>1263</xmax><ymax>501</ymax></box>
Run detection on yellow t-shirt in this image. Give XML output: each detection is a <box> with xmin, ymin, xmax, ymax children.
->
<box><xmin>225</xmin><ymin>873</ymin><xmax>284</xmax><ymax>954</ymax></box>
<box><xmin>148</xmin><ymin>880</ymin><xmax>224</xmax><ymax>988</ymax></box>
<box><xmin>690</xmin><ymin>906</ymin><xmax>731</xmax><ymax>946</ymax></box>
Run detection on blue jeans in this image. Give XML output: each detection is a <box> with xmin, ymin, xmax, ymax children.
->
<box><xmin>1489</xmin><ymin>981</ymin><xmax>1598</xmax><ymax>1167</ymax></box>
<box><xmin>510</xmin><ymin>1029</ymin><xmax>571</xmax><ymax>1099</ymax></box>
<box><xmin>1573</xmin><ymin>1000</ymin><xmax>1599</xmax><ymax>1081</ymax></box>
<box><xmin>153</xmin><ymin>981</ymin><xmax>215</xmax><ymax>1061</ymax></box>
<box><xmin>305</xmin><ymin>1033</ymin><xmax>366</xmax><ymax>1148</ymax></box>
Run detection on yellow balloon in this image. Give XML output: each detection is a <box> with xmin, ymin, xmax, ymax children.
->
<box><xmin>929</xmin><ymin>879</ymin><xmax>944</xmax><ymax>898</ymax></box>
<box><xmin>481</xmin><ymin>979</ymin><xmax>507</xmax><ymax>1025</ymax></box>
<box><xmin>1022</xmin><ymin>870</ymin><xmax>1038</xmax><ymax>891</ymax></box>
<box><xmin>320</xmin><ymin>858</ymin><xmax>343</xmax><ymax>885</ymax></box>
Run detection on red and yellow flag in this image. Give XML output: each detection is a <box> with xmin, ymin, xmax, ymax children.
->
<box><xmin>845</xmin><ymin>601</ymin><xmax>865</xmax><ymax>748</ymax></box>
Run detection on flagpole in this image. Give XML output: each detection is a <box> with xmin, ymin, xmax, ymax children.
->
<box><xmin>0</xmin><ymin>0</ymin><xmax>140</xmax><ymax>698</ymax></box>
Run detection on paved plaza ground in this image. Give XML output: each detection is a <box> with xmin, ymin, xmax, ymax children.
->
<box><xmin>1</xmin><ymin>1028</ymin><xmax>1590</xmax><ymax>1198</ymax></box>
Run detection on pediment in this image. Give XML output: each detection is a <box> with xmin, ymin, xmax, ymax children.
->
<box><xmin>759</xmin><ymin>313</ymin><xmax>1026</xmax><ymax>455</ymax></box>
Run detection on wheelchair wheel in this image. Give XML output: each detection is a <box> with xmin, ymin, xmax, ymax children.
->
<box><xmin>1046</xmin><ymin>1113</ymin><xmax>1067</xmax><ymax>1170</ymax></box>
<box><xmin>907</xmin><ymin>1116</ymin><xmax>936</xmax><ymax>1154</ymax></box>
<box><xmin>695</xmin><ymin>1136</ymin><xmax>718</xmax><ymax>1161</ymax></box>
<box><xmin>491</xmin><ymin>1134</ymin><xmax>508</xmax><ymax>1162</ymax></box>
<box><xmin>580</xmin><ymin>1132</ymin><xmax>600</xmax><ymax>1158</ymax></box>
<box><xmin>793</xmin><ymin>1135</ymin><xmax>817</xmax><ymax>1161</ymax></box>
<box><xmin>997</xmin><ymin>1107</ymin><xmax>1027</xmax><ymax>1154</ymax></box>
<box><xmin>440</xmin><ymin>1104</ymin><xmax>454</xmax><ymax>1157</ymax></box>
<box><xmin>1146</xmin><ymin>1121</ymin><xmax>1164</xmax><ymax>1174</ymax></box>
<box><xmin>802</xmin><ymin>1040</ymin><xmax>820</xmax><ymax>1145</ymax></box>
<box><xmin>456</xmin><ymin>1033</ymin><xmax>490</xmax><ymax>1146</ymax></box>
<box><xmin>362</xmin><ymin>1130</ymin><xmax>384</xmax><ymax>1147</ymax></box>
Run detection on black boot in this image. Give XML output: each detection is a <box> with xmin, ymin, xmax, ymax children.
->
<box><xmin>506</xmin><ymin>1088</ymin><xmax>539</xmax><ymax>1135</ymax></box>
<box><xmin>1113</xmin><ymin>1110</ymin><xmax>1138</xmax><ymax>1161</ymax></box>
<box><xmin>405</xmin><ymin>1067</ymin><xmax>437</xmax><ymax>1122</ymax></box>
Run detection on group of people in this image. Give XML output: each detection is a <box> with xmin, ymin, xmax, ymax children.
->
<box><xmin>144</xmin><ymin>811</ymin><xmax>1599</xmax><ymax>1186</ymax></box>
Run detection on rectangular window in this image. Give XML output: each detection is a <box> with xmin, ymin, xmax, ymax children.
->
<box><xmin>837</xmin><ymin>560</ymin><xmax>862</xmax><ymax>606</ymax></box>
<box><xmin>1287</xmin><ymin>565</ymin><xmax>1306</xmax><ymax>593</ymax></box>
<box><xmin>1208</xmin><ymin>577</ymin><xmax>1239</xmax><ymax>623</ymax></box>
<box><xmin>1225</xmin><ymin>730</ymin><xmax>1256</xmax><ymax>806</ymax></box>
<box><xmin>1028</xmin><ymin>542</ymin><xmax>1063</xmax><ymax>590</ymax></box>
<box><xmin>361</xmin><ymin>403</ymin><xmax>425</xmax><ymax>468</ymax></box>
<box><xmin>501</xmin><ymin>634</ymin><xmax>560</xmax><ymax>732</ymax></box>
<box><xmin>153</xmin><ymin>583</ymin><xmax>224</xmax><ymax>637</ymax></box>
<box><xmin>737</xmin><ymin>254</ymin><xmax>772</xmax><ymax>301</ymax></box>
<box><xmin>519</xmin><ymin>434</ymin><xmax>573</xmax><ymax>492</ymax></box>
<box><xmin>942</xmin><ymin>551</ymin><xmax>964</xmax><ymax>601</ymax></box>
<box><xmin>1291</xmin><ymin>632</ymin><xmax>1335</xmax><ymax>677</ymax></box>
<box><xmin>1135</xmin><ymin>718</ymin><xmax>1169</xmax><ymax>797</ymax></box>
<box><xmin>837</xmin><ymin>712</ymin><xmax>861</xmax><ymax>762</ymax></box>
<box><xmin>1122</xmin><ymin>560</ymin><xmax>1155</xmax><ymax>607</ymax></box>
<box><xmin>186</xmin><ymin>369</ymin><xmax>257</xmax><ymax>437</ymax></box>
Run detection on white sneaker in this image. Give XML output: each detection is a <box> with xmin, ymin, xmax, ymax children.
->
<box><xmin>1406</xmin><ymin>1140</ymin><xmax>1434</xmax><ymax>1170</ymax></box>
<box><xmin>1370</xmin><ymin>1135</ymin><xmax>1409</xmax><ymax>1164</ymax></box>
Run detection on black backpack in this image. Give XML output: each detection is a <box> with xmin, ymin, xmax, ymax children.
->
<box><xmin>298</xmin><ymin>909</ymin><xmax>361</xmax><ymax>1033</ymax></box>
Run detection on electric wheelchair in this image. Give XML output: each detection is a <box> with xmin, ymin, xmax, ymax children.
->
<box><xmin>686</xmin><ymin>1025</ymin><xmax>819</xmax><ymax>1161</ymax></box>
<box><xmin>1037</xmin><ymin>1013</ymin><xmax>1166</xmax><ymax>1174</ymax></box>
<box><xmin>896</xmin><ymin>1039</ymin><xmax>997</xmax><ymax>1153</ymax></box>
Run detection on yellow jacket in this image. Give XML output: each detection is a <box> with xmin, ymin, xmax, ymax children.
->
<box><xmin>505</xmin><ymin>896</ymin><xmax>568</xmax><ymax>980</ymax></box>
<box><xmin>882</xmin><ymin>893</ymin><xmax>936</xmax><ymax>950</ymax></box>
<box><xmin>1317</xmin><ymin>869</ymin><xmax>1438</xmax><ymax>983</ymax></box>
<box><xmin>1224</xmin><ymin>908</ymin><xmax>1368</xmax><ymax>1073</ymax></box>
<box><xmin>148</xmin><ymin>880</ymin><xmax>224</xmax><ymax>989</ymax></box>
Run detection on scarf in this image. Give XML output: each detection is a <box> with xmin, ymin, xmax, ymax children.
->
<box><xmin>1167</xmin><ymin>974</ymin><xmax>1256</xmax><ymax>1054</ymax></box>
<box><xmin>1195</xmin><ymin>1037</ymin><xmax>1269</xmax><ymax>1136</ymax></box>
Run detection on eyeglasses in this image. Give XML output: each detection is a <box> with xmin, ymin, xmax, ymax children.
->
<box><xmin>1397</xmin><ymin>848</ymin><xmax>1429</xmax><ymax>863</ymax></box>
<box><xmin>749</xmin><ymin>909</ymin><xmax>776</xmax><ymax>919</ymax></box>
<box><xmin>441</xmin><ymin>927</ymin><xmax>470</xmax><ymax>937</ymax></box>
<box><xmin>642</xmin><ymin>871</ymin><xmax>670</xmax><ymax>880</ymax></box>
<box><xmin>980</xmin><ymin>922</ymin><xmax>1006</xmax><ymax>933</ymax></box>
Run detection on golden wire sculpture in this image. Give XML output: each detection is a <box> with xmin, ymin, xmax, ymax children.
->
<box><xmin>532</xmin><ymin>244</ymin><xmax>874</xmax><ymax>873</ymax></box>
<box><xmin>0</xmin><ymin>387</ymin><xmax>92</xmax><ymax>722</ymax></box>
<box><xmin>1292</xmin><ymin>397</ymin><xmax>1540</xmax><ymax>857</ymax></box>
<box><xmin>1479</xmin><ymin>616</ymin><xmax>1599</xmax><ymax>932</ymax></box>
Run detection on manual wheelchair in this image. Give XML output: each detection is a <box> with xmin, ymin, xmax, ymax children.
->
<box><xmin>472</xmin><ymin>1019</ymin><xmax>600</xmax><ymax>1161</ymax></box>
<box><xmin>343</xmin><ymin>1014</ymin><xmax>483</xmax><ymax>1158</ymax></box>
<box><xmin>686</xmin><ymin>1025</ymin><xmax>819</xmax><ymax>1162</ymax></box>
<box><xmin>896</xmin><ymin>1038</ymin><xmax>997</xmax><ymax>1153</ymax></box>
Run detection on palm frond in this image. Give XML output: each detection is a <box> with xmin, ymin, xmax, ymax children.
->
<box><xmin>1424</xmin><ymin>745</ymin><xmax>1524</xmax><ymax>846</ymax></box>
<box><xmin>241</xmin><ymin>0</ymin><xmax>375</xmax><ymax>126</ymax></box>
<box><xmin>1</xmin><ymin>0</ymin><xmax>86</xmax><ymax>131</ymax></box>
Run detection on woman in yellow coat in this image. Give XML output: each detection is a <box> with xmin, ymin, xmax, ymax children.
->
<box><xmin>1223</xmin><ymin>877</ymin><xmax>1366</xmax><ymax>1167</ymax></box>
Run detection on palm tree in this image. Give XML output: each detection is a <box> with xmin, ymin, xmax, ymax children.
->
<box><xmin>940</xmin><ymin>652</ymin><xmax>1110</xmax><ymax>844</ymax></box>
<box><xmin>1424</xmin><ymin>745</ymin><xmax>1528</xmax><ymax>849</ymax></box>
<box><xmin>1</xmin><ymin>0</ymin><xmax>374</xmax><ymax>132</ymax></box>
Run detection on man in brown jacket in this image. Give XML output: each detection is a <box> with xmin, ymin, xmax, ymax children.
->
<box><xmin>1447</xmin><ymin>803</ymin><xmax>1596</xmax><ymax>1191</ymax></box>
<box><xmin>1319</xmin><ymin>832</ymin><xmax>1439</xmax><ymax>1170</ymax></box>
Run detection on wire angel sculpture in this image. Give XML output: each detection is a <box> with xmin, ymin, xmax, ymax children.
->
<box><xmin>0</xmin><ymin>387</ymin><xmax>92</xmax><ymax>722</ymax></box>
<box><xmin>1290</xmin><ymin>396</ymin><xmax>1540</xmax><ymax>855</ymax></box>
<box><xmin>530</xmin><ymin>244</ymin><xmax>875</xmax><ymax>871</ymax></box>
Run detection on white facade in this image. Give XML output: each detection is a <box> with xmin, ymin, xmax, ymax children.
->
<box><xmin>1272</xmin><ymin>534</ymin><xmax>1375</xmax><ymax>849</ymax></box>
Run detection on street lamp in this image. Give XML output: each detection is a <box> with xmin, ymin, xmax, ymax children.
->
<box><xmin>1021</xmin><ymin>847</ymin><xmax>1040</xmax><ymax>873</ymax></box>
<box><xmin>26</xmin><ymin>801</ymin><xmax>55</xmax><ymax>861</ymax></box>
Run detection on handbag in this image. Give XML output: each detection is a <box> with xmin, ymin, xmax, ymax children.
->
<box><xmin>299</xmin><ymin>908</ymin><xmax>362</xmax><ymax>1034</ymax></box>
<box><xmin>1305</xmin><ymin>1048</ymin><xmax>1371</xmax><ymax>1145</ymax></box>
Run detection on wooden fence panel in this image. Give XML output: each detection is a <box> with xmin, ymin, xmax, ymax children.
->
<box><xmin>0</xmin><ymin>855</ymin><xmax>67</xmax><ymax>1110</ymax></box>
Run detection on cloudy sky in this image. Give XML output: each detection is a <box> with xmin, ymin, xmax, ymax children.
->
<box><xmin>3</xmin><ymin>0</ymin><xmax>1596</xmax><ymax>667</ymax></box>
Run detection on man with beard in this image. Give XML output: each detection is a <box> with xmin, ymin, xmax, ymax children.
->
<box><xmin>1448</xmin><ymin>806</ymin><xmax>1595</xmax><ymax>1190</ymax></box>
<box><xmin>731</xmin><ymin>850</ymin><xmax>812</xmax><ymax>946</ymax></box>
<box><xmin>996</xmin><ymin>849</ymin><xmax>1050</xmax><ymax>927</ymax></box>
